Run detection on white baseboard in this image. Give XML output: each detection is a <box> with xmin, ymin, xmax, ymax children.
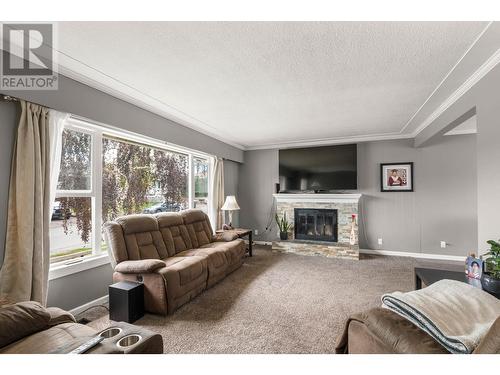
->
<box><xmin>360</xmin><ymin>248</ymin><xmax>466</xmax><ymax>262</ymax></box>
<box><xmin>243</xmin><ymin>239</ymin><xmax>466</xmax><ymax>261</ymax></box>
<box><xmin>69</xmin><ymin>295</ymin><xmax>109</xmax><ymax>316</ymax></box>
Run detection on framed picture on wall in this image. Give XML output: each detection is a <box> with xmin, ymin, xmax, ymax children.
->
<box><xmin>380</xmin><ymin>162</ymin><xmax>414</xmax><ymax>192</ymax></box>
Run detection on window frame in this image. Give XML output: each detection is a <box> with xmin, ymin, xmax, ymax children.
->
<box><xmin>50</xmin><ymin>116</ymin><xmax>212</xmax><ymax>273</ymax></box>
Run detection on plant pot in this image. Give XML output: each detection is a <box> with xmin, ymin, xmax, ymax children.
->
<box><xmin>279</xmin><ymin>231</ymin><xmax>288</xmax><ymax>241</ymax></box>
<box><xmin>481</xmin><ymin>273</ymin><xmax>500</xmax><ymax>298</ymax></box>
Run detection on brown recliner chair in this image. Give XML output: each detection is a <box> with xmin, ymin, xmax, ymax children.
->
<box><xmin>335</xmin><ymin>307</ymin><xmax>500</xmax><ymax>354</ymax></box>
<box><xmin>104</xmin><ymin>209</ymin><xmax>246</xmax><ymax>315</ymax></box>
<box><xmin>0</xmin><ymin>301</ymin><xmax>163</xmax><ymax>354</ymax></box>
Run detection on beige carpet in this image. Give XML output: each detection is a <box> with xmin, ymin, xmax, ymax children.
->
<box><xmin>89</xmin><ymin>247</ymin><xmax>419</xmax><ymax>353</ymax></box>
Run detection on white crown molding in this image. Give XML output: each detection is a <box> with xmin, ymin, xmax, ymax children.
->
<box><xmin>444</xmin><ymin>128</ymin><xmax>477</xmax><ymax>136</ymax></box>
<box><xmin>360</xmin><ymin>249</ymin><xmax>466</xmax><ymax>262</ymax></box>
<box><xmin>55</xmin><ymin>54</ymin><xmax>247</xmax><ymax>151</ymax></box>
<box><xmin>410</xmin><ymin>47</ymin><xmax>500</xmax><ymax>138</ymax></box>
<box><xmin>399</xmin><ymin>22</ymin><xmax>492</xmax><ymax>134</ymax></box>
<box><xmin>246</xmin><ymin>132</ymin><xmax>413</xmax><ymax>150</ymax></box>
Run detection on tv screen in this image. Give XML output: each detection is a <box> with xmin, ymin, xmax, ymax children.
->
<box><xmin>279</xmin><ymin>144</ymin><xmax>357</xmax><ymax>192</ymax></box>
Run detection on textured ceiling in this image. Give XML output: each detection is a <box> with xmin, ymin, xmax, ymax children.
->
<box><xmin>57</xmin><ymin>22</ymin><xmax>488</xmax><ymax>148</ymax></box>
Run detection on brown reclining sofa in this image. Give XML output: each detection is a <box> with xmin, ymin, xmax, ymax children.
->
<box><xmin>104</xmin><ymin>209</ymin><xmax>246</xmax><ymax>315</ymax></box>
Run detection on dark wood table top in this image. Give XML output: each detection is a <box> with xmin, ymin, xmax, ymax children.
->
<box><xmin>414</xmin><ymin>267</ymin><xmax>469</xmax><ymax>285</ymax></box>
<box><xmin>215</xmin><ymin>228</ymin><xmax>251</xmax><ymax>235</ymax></box>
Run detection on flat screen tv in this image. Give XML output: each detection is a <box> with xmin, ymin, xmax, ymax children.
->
<box><xmin>279</xmin><ymin>144</ymin><xmax>357</xmax><ymax>192</ymax></box>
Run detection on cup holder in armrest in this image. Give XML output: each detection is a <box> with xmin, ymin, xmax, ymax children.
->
<box><xmin>117</xmin><ymin>334</ymin><xmax>142</xmax><ymax>348</ymax></box>
<box><xmin>99</xmin><ymin>327</ymin><xmax>122</xmax><ymax>339</ymax></box>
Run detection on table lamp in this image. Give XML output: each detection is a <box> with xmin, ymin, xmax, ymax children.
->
<box><xmin>221</xmin><ymin>195</ymin><xmax>240</xmax><ymax>229</ymax></box>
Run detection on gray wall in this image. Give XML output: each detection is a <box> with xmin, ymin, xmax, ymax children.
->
<box><xmin>0</xmin><ymin>71</ymin><xmax>242</xmax><ymax>310</ymax></box>
<box><xmin>239</xmin><ymin>135</ymin><xmax>477</xmax><ymax>257</ymax></box>
<box><xmin>239</xmin><ymin>149</ymin><xmax>279</xmax><ymax>239</ymax></box>
<box><xmin>0</xmin><ymin>101</ymin><xmax>17</xmax><ymax>260</ymax></box>
<box><xmin>224</xmin><ymin>160</ymin><xmax>241</xmax><ymax>227</ymax></box>
<box><xmin>414</xmin><ymin>63</ymin><xmax>500</xmax><ymax>253</ymax></box>
<box><xmin>47</xmin><ymin>264</ymin><xmax>112</xmax><ymax>311</ymax></box>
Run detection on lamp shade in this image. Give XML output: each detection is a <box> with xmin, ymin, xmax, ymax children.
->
<box><xmin>221</xmin><ymin>195</ymin><xmax>240</xmax><ymax>211</ymax></box>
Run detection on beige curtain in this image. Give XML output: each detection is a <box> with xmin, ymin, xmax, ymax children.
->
<box><xmin>209</xmin><ymin>157</ymin><xmax>225</xmax><ymax>231</ymax></box>
<box><xmin>0</xmin><ymin>101</ymin><xmax>51</xmax><ymax>305</ymax></box>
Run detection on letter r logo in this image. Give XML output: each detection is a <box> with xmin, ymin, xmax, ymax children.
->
<box><xmin>2</xmin><ymin>23</ymin><xmax>54</xmax><ymax>76</ymax></box>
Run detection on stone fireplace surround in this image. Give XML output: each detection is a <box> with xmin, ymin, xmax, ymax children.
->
<box><xmin>272</xmin><ymin>193</ymin><xmax>361</xmax><ymax>260</ymax></box>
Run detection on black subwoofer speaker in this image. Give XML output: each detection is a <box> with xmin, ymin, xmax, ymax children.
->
<box><xmin>109</xmin><ymin>281</ymin><xmax>144</xmax><ymax>323</ymax></box>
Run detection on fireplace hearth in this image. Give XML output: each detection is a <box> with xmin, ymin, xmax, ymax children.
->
<box><xmin>294</xmin><ymin>208</ymin><xmax>338</xmax><ymax>242</ymax></box>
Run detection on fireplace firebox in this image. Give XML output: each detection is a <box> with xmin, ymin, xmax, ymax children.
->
<box><xmin>294</xmin><ymin>208</ymin><xmax>338</xmax><ymax>242</ymax></box>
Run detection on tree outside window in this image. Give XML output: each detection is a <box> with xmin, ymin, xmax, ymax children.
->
<box><xmin>50</xmin><ymin>121</ymin><xmax>208</xmax><ymax>265</ymax></box>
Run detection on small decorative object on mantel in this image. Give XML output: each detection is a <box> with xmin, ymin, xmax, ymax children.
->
<box><xmin>481</xmin><ymin>239</ymin><xmax>500</xmax><ymax>298</ymax></box>
<box><xmin>349</xmin><ymin>214</ymin><xmax>357</xmax><ymax>245</ymax></box>
<box><xmin>275</xmin><ymin>212</ymin><xmax>293</xmax><ymax>241</ymax></box>
<box><xmin>380</xmin><ymin>162</ymin><xmax>414</xmax><ymax>192</ymax></box>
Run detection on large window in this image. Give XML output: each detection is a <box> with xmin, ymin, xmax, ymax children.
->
<box><xmin>50</xmin><ymin>119</ymin><xmax>210</xmax><ymax>265</ymax></box>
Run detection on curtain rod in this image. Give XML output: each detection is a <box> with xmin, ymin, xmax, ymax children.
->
<box><xmin>2</xmin><ymin>95</ymin><xmax>19</xmax><ymax>102</ymax></box>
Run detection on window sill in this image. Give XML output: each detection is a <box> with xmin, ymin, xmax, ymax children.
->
<box><xmin>49</xmin><ymin>254</ymin><xmax>111</xmax><ymax>281</ymax></box>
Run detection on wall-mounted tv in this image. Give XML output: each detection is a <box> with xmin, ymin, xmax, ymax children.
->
<box><xmin>279</xmin><ymin>144</ymin><xmax>357</xmax><ymax>192</ymax></box>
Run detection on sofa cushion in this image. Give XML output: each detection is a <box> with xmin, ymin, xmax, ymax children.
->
<box><xmin>176</xmin><ymin>248</ymin><xmax>229</xmax><ymax>287</ymax></box>
<box><xmin>200</xmin><ymin>239</ymin><xmax>246</xmax><ymax>266</ymax></box>
<box><xmin>181</xmin><ymin>210</ymin><xmax>213</xmax><ymax>248</ymax></box>
<box><xmin>116</xmin><ymin>215</ymin><xmax>168</xmax><ymax>260</ymax></box>
<box><xmin>46</xmin><ymin>307</ymin><xmax>76</xmax><ymax>326</ymax></box>
<box><xmin>0</xmin><ymin>301</ymin><xmax>51</xmax><ymax>348</ymax></box>
<box><xmin>103</xmin><ymin>221</ymin><xmax>128</xmax><ymax>265</ymax></box>
<box><xmin>156</xmin><ymin>213</ymin><xmax>192</xmax><ymax>255</ymax></box>
<box><xmin>213</xmin><ymin>231</ymin><xmax>239</xmax><ymax>242</ymax></box>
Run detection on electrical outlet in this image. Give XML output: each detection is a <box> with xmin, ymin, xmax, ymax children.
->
<box><xmin>440</xmin><ymin>241</ymin><xmax>447</xmax><ymax>248</ymax></box>
<box><xmin>378</xmin><ymin>238</ymin><xmax>383</xmax><ymax>245</ymax></box>
<box><xmin>254</xmin><ymin>229</ymin><xmax>259</xmax><ymax>236</ymax></box>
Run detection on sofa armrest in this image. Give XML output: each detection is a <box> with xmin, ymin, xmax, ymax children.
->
<box><xmin>115</xmin><ymin>259</ymin><xmax>166</xmax><ymax>274</ymax></box>
<box><xmin>212</xmin><ymin>232</ymin><xmax>239</xmax><ymax>242</ymax></box>
<box><xmin>474</xmin><ymin>316</ymin><xmax>500</xmax><ymax>354</ymax></box>
<box><xmin>46</xmin><ymin>307</ymin><xmax>76</xmax><ymax>326</ymax></box>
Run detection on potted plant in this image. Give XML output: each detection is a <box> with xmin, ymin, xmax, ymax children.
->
<box><xmin>275</xmin><ymin>212</ymin><xmax>293</xmax><ymax>241</ymax></box>
<box><xmin>481</xmin><ymin>239</ymin><xmax>500</xmax><ymax>298</ymax></box>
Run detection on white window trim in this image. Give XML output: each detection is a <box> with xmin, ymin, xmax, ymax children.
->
<box><xmin>49</xmin><ymin>253</ymin><xmax>110</xmax><ymax>280</ymax></box>
<box><xmin>50</xmin><ymin>116</ymin><xmax>213</xmax><ymax>277</ymax></box>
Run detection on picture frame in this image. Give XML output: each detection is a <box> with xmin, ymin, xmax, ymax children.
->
<box><xmin>465</xmin><ymin>256</ymin><xmax>483</xmax><ymax>280</ymax></box>
<box><xmin>380</xmin><ymin>162</ymin><xmax>414</xmax><ymax>192</ymax></box>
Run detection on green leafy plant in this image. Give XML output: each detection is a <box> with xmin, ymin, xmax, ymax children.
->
<box><xmin>484</xmin><ymin>240</ymin><xmax>500</xmax><ymax>279</ymax></box>
<box><xmin>275</xmin><ymin>212</ymin><xmax>293</xmax><ymax>233</ymax></box>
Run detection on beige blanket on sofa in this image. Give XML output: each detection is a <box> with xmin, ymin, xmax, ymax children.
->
<box><xmin>382</xmin><ymin>279</ymin><xmax>500</xmax><ymax>354</ymax></box>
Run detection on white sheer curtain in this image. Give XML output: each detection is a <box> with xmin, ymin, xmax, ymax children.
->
<box><xmin>209</xmin><ymin>156</ymin><xmax>224</xmax><ymax>232</ymax></box>
<box><xmin>48</xmin><ymin>110</ymin><xmax>69</xmax><ymax>217</ymax></box>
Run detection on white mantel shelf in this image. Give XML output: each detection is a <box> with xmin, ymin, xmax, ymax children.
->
<box><xmin>273</xmin><ymin>193</ymin><xmax>362</xmax><ymax>204</ymax></box>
